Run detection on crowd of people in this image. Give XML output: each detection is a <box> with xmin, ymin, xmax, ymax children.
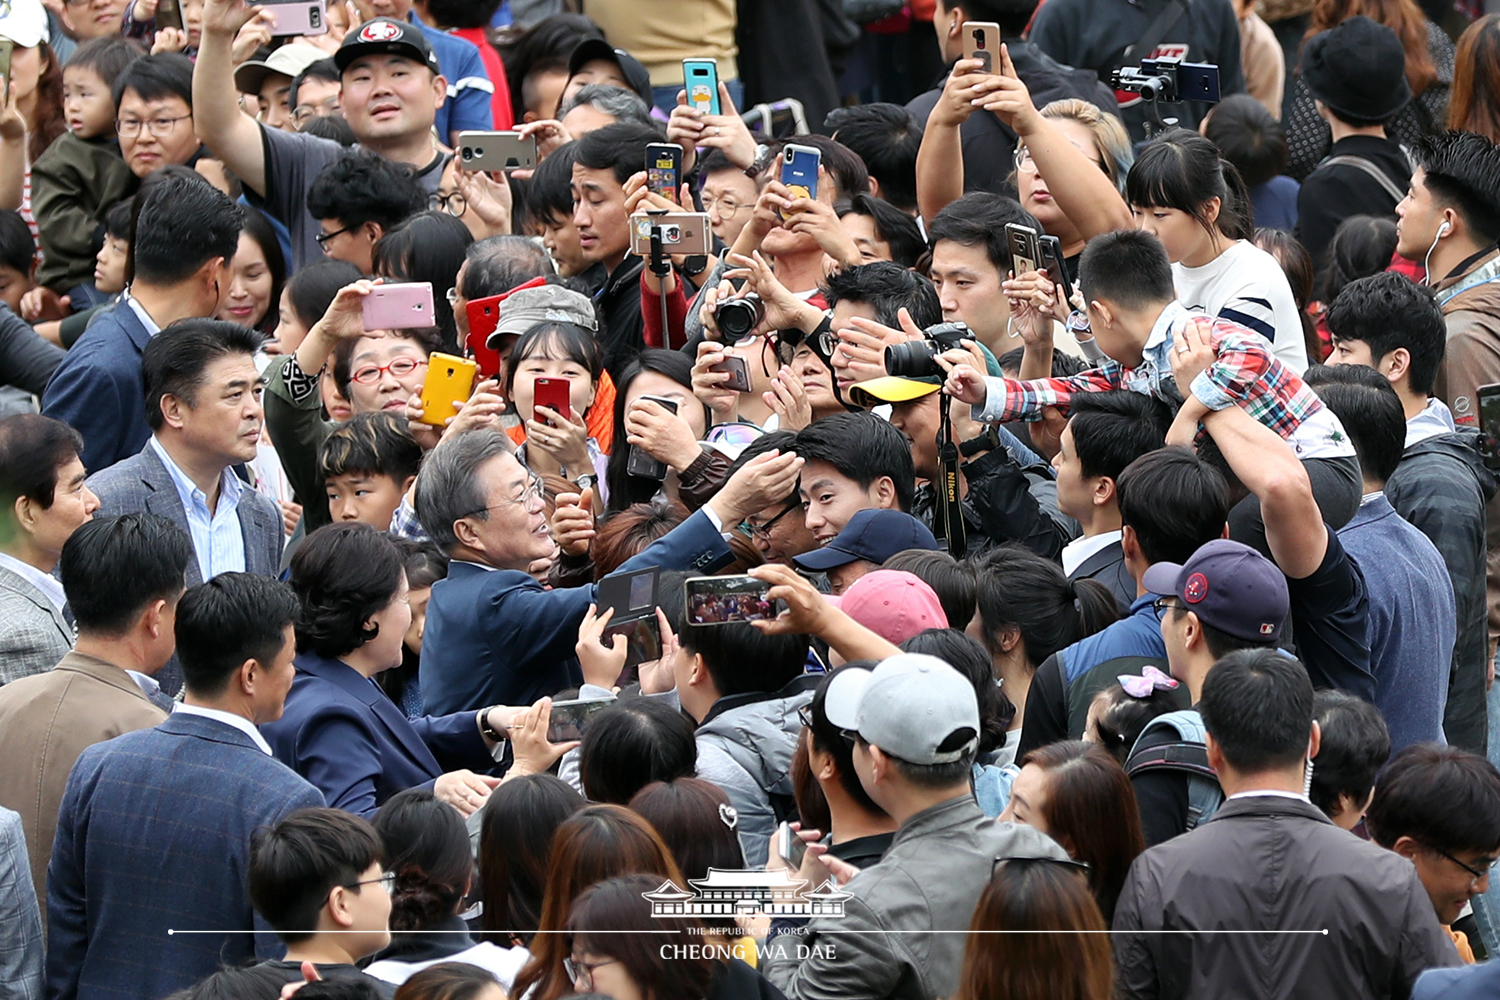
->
<box><xmin>0</xmin><ymin>0</ymin><xmax>1499</xmax><ymax>996</ymax></box>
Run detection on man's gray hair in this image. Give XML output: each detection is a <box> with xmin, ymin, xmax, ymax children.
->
<box><xmin>460</xmin><ymin>236</ymin><xmax>552</xmax><ymax>300</ymax></box>
<box><xmin>559</xmin><ymin>83</ymin><xmax>654</xmax><ymax>128</ymax></box>
<box><xmin>415</xmin><ymin>429</ymin><xmax>516</xmax><ymax>553</ymax></box>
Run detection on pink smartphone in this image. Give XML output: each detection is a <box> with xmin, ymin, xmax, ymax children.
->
<box><xmin>363</xmin><ymin>282</ymin><xmax>435</xmax><ymax>331</ymax></box>
<box><xmin>263</xmin><ymin>0</ymin><xmax>329</xmax><ymax>36</ymax></box>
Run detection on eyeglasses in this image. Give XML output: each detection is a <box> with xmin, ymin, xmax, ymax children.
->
<box><xmin>991</xmin><ymin>856</ymin><xmax>1092</xmax><ymax>877</ymax></box>
<box><xmin>797</xmin><ymin>705</ymin><xmax>815</xmax><ymax>729</ymax></box>
<box><xmin>564</xmin><ymin>957</ymin><xmax>617</xmax><ymax>990</ymax></box>
<box><xmin>350</xmin><ymin>356</ymin><xmax>428</xmax><ymax>385</ymax></box>
<box><xmin>429</xmin><ymin>191</ymin><xmax>467</xmax><ymax>217</ymax></box>
<box><xmin>345</xmin><ymin>871</ymin><xmax>397</xmax><ymax>895</ymax></box>
<box><xmin>293</xmin><ymin>99</ymin><xmax>341</xmax><ymax>126</ymax></box>
<box><xmin>1152</xmin><ymin>597</ymin><xmax>1185</xmax><ymax>622</ymax></box>
<box><xmin>1425</xmin><ymin>843</ymin><xmax>1500</xmax><ymax>885</ymax></box>
<box><xmin>741</xmin><ymin>500</ymin><xmax>801</xmax><ymax>542</ymax></box>
<box><xmin>1013</xmin><ymin>145</ymin><xmax>1112</xmax><ymax>177</ymax></box>
<box><xmin>115</xmin><ymin>114</ymin><xmax>192</xmax><ymax>137</ymax></box>
<box><xmin>315</xmin><ymin>225</ymin><xmax>352</xmax><ymax>250</ymax></box>
<box><xmin>461</xmin><ymin>472</ymin><xmax>547</xmax><ymax>519</ymax></box>
<box><xmin>701</xmin><ymin>195</ymin><xmax>750</xmax><ymax>220</ymax></box>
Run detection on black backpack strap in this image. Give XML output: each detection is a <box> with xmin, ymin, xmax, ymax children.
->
<box><xmin>1124</xmin><ymin>0</ymin><xmax>1193</xmax><ymax>63</ymax></box>
<box><xmin>1125</xmin><ymin>739</ymin><xmax>1216</xmax><ymax>779</ymax></box>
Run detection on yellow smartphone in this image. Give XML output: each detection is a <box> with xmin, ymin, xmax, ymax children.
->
<box><xmin>418</xmin><ymin>353</ymin><xmax>478</xmax><ymax>427</ymax></box>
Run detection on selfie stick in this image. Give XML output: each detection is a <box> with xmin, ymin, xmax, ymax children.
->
<box><xmin>646</xmin><ymin>209</ymin><xmax>671</xmax><ymax>342</ymax></box>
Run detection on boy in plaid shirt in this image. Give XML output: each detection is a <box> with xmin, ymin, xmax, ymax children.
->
<box><xmin>944</xmin><ymin>230</ymin><xmax>1361</xmax><ymax>536</ymax></box>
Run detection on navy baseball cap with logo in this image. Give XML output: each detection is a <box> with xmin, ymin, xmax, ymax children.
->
<box><xmin>335</xmin><ymin>18</ymin><xmax>441</xmax><ymax>76</ymax></box>
<box><xmin>1141</xmin><ymin>539</ymin><xmax>1289</xmax><ymax>643</ymax></box>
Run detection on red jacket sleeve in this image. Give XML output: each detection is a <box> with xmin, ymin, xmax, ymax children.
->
<box><xmin>640</xmin><ymin>269</ymin><xmax>689</xmax><ymax>350</ymax></box>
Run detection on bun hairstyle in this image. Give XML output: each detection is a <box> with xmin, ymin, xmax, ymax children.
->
<box><xmin>373</xmin><ymin>789</ymin><xmax>474</xmax><ymax>933</ymax></box>
<box><xmin>1126</xmin><ymin>127</ymin><xmax>1254</xmax><ymax>243</ymax></box>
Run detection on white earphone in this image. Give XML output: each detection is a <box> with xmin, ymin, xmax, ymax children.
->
<box><xmin>1424</xmin><ymin>219</ymin><xmax>1454</xmax><ymax>284</ymax></box>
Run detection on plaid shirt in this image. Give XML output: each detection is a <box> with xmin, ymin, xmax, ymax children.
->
<box><xmin>975</xmin><ymin>302</ymin><xmax>1354</xmax><ymax>459</ymax></box>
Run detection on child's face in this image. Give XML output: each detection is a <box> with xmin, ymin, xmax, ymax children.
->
<box><xmin>180</xmin><ymin>0</ymin><xmax>204</xmax><ymax>47</ymax></box>
<box><xmin>93</xmin><ymin>234</ymin><xmax>128</xmax><ymax>295</ymax></box>
<box><xmin>326</xmin><ymin>471</ymin><xmax>411</xmax><ymax>529</ymax></box>
<box><xmin>63</xmin><ymin>66</ymin><xmax>116</xmax><ymax>139</ymax></box>
<box><xmin>511</xmin><ymin>345</ymin><xmax>596</xmax><ymax>424</ymax></box>
<box><xmin>0</xmin><ymin>264</ymin><xmax>33</xmax><ymax>315</ymax></box>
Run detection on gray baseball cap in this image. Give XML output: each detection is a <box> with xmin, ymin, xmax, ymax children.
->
<box><xmin>488</xmin><ymin>284</ymin><xmax>598</xmax><ymax>349</ymax></box>
<box><xmin>823</xmin><ymin>654</ymin><xmax>980</xmax><ymax>765</ymax></box>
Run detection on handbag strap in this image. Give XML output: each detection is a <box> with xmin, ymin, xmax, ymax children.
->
<box><xmin>1124</xmin><ymin>0</ymin><xmax>1193</xmax><ymax>62</ymax></box>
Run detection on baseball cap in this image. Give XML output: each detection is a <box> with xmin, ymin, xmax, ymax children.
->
<box><xmin>822</xmin><ymin>653</ymin><xmax>979</xmax><ymax>765</ymax></box>
<box><xmin>848</xmin><ymin>376</ymin><xmax>941</xmax><ymax>409</ymax></box>
<box><xmin>235</xmin><ymin>44</ymin><xmax>326</xmax><ymax>95</ymax></box>
<box><xmin>830</xmin><ymin>569</ymin><xmax>948</xmax><ymax>646</ymax></box>
<box><xmin>566</xmin><ymin>38</ymin><xmax>653</xmax><ymax>106</ymax></box>
<box><xmin>335</xmin><ymin>18</ymin><xmax>441</xmax><ymax>76</ymax></box>
<box><xmin>1141</xmin><ymin>539</ymin><xmax>1289</xmax><ymax>643</ymax></box>
<box><xmin>487</xmin><ymin>284</ymin><xmax>598</xmax><ymax>350</ymax></box>
<box><xmin>0</xmin><ymin>0</ymin><xmax>49</xmax><ymax>47</ymax></box>
<box><xmin>794</xmin><ymin>509</ymin><xmax>938</xmax><ymax>571</ymax></box>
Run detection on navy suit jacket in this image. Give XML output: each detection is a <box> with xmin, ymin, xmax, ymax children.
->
<box><xmin>41</xmin><ymin>300</ymin><xmax>153</xmax><ymax>474</ymax></box>
<box><xmin>260</xmin><ymin>652</ymin><xmax>494</xmax><ymax>818</ymax></box>
<box><xmin>421</xmin><ymin>507</ymin><xmax>733</xmax><ymax>714</ymax></box>
<box><xmin>45</xmin><ymin>713</ymin><xmax>324</xmax><ymax>1000</ymax></box>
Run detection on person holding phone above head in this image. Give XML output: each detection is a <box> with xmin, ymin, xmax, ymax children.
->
<box><xmin>262</xmin><ymin>522</ymin><xmax>545</xmax><ymax>819</ymax></box>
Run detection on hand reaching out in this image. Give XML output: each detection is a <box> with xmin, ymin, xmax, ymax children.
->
<box><xmin>576</xmin><ymin>604</ymin><xmax>627</xmax><ymax>691</ymax></box>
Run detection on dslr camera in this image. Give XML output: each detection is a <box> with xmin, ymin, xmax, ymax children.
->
<box><xmin>884</xmin><ymin>322</ymin><xmax>973</xmax><ymax>379</ymax></box>
<box><xmin>713</xmin><ymin>293</ymin><xmax>765</xmax><ymax>342</ymax></box>
<box><xmin>1110</xmin><ymin>56</ymin><xmax>1221</xmax><ymax>104</ymax></box>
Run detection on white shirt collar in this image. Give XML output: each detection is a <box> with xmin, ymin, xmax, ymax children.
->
<box><xmin>121</xmin><ymin>288</ymin><xmax>162</xmax><ymax>336</ymax></box>
<box><xmin>149</xmin><ymin>436</ymin><xmax>244</xmax><ymax>514</ymax></box>
<box><xmin>1226</xmin><ymin>789</ymin><xmax>1310</xmax><ymax>803</ymax></box>
<box><xmin>1405</xmin><ymin>397</ymin><xmax>1457</xmax><ymax>448</ymax></box>
<box><xmin>128</xmin><ymin>669</ymin><xmax>161</xmax><ymax>699</ymax></box>
<box><xmin>1060</xmin><ymin>529</ymin><xmax>1123</xmax><ymax>577</ymax></box>
<box><xmin>172</xmin><ymin>702</ymin><xmax>273</xmax><ymax>755</ymax></box>
<box><xmin>0</xmin><ymin>550</ymin><xmax>68</xmax><ymax>614</ymax></box>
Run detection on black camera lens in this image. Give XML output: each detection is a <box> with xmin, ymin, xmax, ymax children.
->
<box><xmin>884</xmin><ymin>340</ymin><xmax>942</xmax><ymax>379</ymax></box>
<box><xmin>714</xmin><ymin>294</ymin><xmax>765</xmax><ymax>342</ymax></box>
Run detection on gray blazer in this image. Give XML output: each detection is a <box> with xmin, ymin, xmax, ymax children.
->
<box><xmin>0</xmin><ymin>566</ymin><xmax>71</xmax><ymax>686</ymax></box>
<box><xmin>86</xmin><ymin>441</ymin><xmax>283</xmax><ymax>586</ymax></box>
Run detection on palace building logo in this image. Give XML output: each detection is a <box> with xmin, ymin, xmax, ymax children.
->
<box><xmin>643</xmin><ymin>868</ymin><xmax>850</xmax><ymax>919</ymax></box>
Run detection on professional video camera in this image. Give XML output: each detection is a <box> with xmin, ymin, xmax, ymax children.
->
<box><xmin>884</xmin><ymin>322</ymin><xmax>974</xmax><ymax>379</ymax></box>
<box><xmin>1111</xmin><ymin>56</ymin><xmax>1221</xmax><ymax>105</ymax></box>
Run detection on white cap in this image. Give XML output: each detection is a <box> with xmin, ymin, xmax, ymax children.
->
<box><xmin>823</xmin><ymin>654</ymin><xmax>980</xmax><ymax>765</ymax></box>
<box><xmin>0</xmin><ymin>0</ymin><xmax>50</xmax><ymax>47</ymax></box>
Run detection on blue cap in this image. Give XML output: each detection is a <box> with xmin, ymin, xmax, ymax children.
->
<box><xmin>1141</xmin><ymin>539</ymin><xmax>1289</xmax><ymax>643</ymax></box>
<box><xmin>793</xmin><ymin>508</ymin><xmax>939</xmax><ymax>571</ymax></box>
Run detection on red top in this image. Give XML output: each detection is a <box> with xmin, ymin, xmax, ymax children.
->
<box><xmin>452</xmin><ymin>26</ymin><xmax>515</xmax><ymax>131</ymax></box>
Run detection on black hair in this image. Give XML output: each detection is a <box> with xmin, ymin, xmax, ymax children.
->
<box><xmin>794</xmin><ymin>411</ymin><xmax>916</xmax><ymax>513</ymax></box>
<box><xmin>952</xmin><ymin>0</ymin><xmax>1042</xmax><ymax>36</ymax></box>
<box><xmin>306</xmin><ymin>152</ymin><xmax>428</xmax><ymax>233</ymax></box>
<box><xmin>332</xmin><ymin>325</ymin><xmax>445</xmax><ymax>400</ymax></box>
<box><xmin>392</xmin><ymin>964</ymin><xmax>502</xmax><ymax>1000</ymax></box>
<box><xmin>1091</xmin><ymin>683</ymin><xmax>1182</xmax><ymax>764</ymax></box>
<box><xmin>528</xmin><ymin>140</ymin><xmax>580</xmax><ymax>226</ymax></box>
<box><xmin>111</xmin><ymin>51</ymin><xmax>191</xmax><ymax>108</ymax></box>
<box><xmin>298</xmin><ymin>983</ymin><xmax>383</xmax><ymax>1000</ymax></box>
<box><xmin>286</xmin><ymin>259</ymin><xmax>364</xmax><ymax>329</ymax></box>
<box><xmin>478</xmin><ymin>773</ymin><xmax>586</xmax><ymax>944</ymax></box>
<box><xmin>997</xmin><ymin>345</ymin><xmax>1091</xmax><ymax>378</ymax></box>
<box><xmin>968</xmin><ymin>544</ymin><xmax>1119</xmax><ymax>669</ymax></box>
<box><xmin>1316</xmin><ymin>215</ymin><xmax>1399</xmax><ymax>306</ymax></box>
<box><xmin>725</xmin><ymin>430</ymin><xmax>800</xmax><ymax>508</ymax></box>
<box><xmin>239</xmin><ymin>207</ymin><xmax>288</xmax><ymax>336</ymax></box>
<box><xmin>374</xmin><ymin>788</ymin><xmax>473</xmax><ymax>932</ymax></box>
<box><xmin>65</xmin><ymin>35</ymin><xmax>144</xmax><ymax>85</ymax></box>
<box><xmin>604</xmin><ymin>351</ymin><xmax>708</xmax><ymax>512</ymax></box>
<box><xmin>901</xmin><ymin>628</ymin><xmax>1015</xmax><ymax>754</ymax></box>
<box><xmin>1308</xmin><ymin>689</ymin><xmax>1390</xmax><ymax>821</ymax></box>
<box><xmin>0</xmin><ymin>413</ymin><xmax>84</xmax><ymax>509</ymax></box>
<box><xmin>175</xmin><ymin>573</ymin><xmax>299</xmax><ymax>698</ymax></box>
<box><xmin>502</xmin><ymin>321</ymin><xmax>604</xmax><ymax>404</ymax></box>
<box><xmin>578</xmin><ymin>698</ymin><xmax>698</xmax><ymax>805</ymax></box>
<box><xmin>60</xmin><ymin>514</ymin><xmax>193</xmax><ymax>636</ymax></box>
<box><xmin>857</xmin><ymin>729</ymin><xmax>978</xmax><ymax>788</ymax></box>
<box><xmin>927</xmin><ymin>193</ymin><xmax>1039</xmax><ymax>275</ymax></box>
<box><xmin>373</xmin><ymin>211</ymin><xmax>474</xmax><ymax>351</ymax></box>
<box><xmin>318</xmin><ymin>411</ymin><xmax>423</xmax><ymax>484</ymax></box>
<box><xmin>573</xmin><ymin>121</ymin><xmax>668</xmax><ymax>187</ymax></box>
<box><xmin>461</xmin><ymin>236</ymin><xmax>553</xmax><ymax>300</ymax></box>
<box><xmin>1126</xmin><ymin>127</ymin><xmax>1253</xmax><ymax>242</ymax></box>
<box><xmin>881</xmin><ymin>549</ymin><xmax>977</xmax><ymax>628</ymax></box>
<box><xmin>822</xmin><ymin>261</ymin><xmax>941</xmax><ymax>329</ymax></box>
<box><xmin>1196</xmin><ymin>619</ymin><xmax>1277</xmax><ymax>660</ymax></box>
<box><xmin>0</xmin><ymin>210</ymin><xmax>33</xmax><ymax>275</ymax></box>
<box><xmin>1301</xmin><ymin>367</ymin><xmax>1406</xmax><ymax>485</ymax></box>
<box><xmin>1066</xmin><ymin>391</ymin><xmax>1172</xmax><ymax>482</ymax></box>
<box><xmin>678</xmin><ymin>619</ymin><xmax>810</xmax><ymax>699</ymax></box>
<box><xmin>104</xmin><ymin>197</ymin><xmax>134</xmax><ymax>241</ymax></box>
<box><xmin>1252</xmin><ymin>228</ymin><xmax>1320</xmax><ymax>364</ymax></box>
<box><xmin>300</xmin><ymin>113</ymin><xmax>357</xmax><ymax>147</ymax></box>
<box><xmin>249</xmin><ymin>807</ymin><xmax>384</xmax><ymax>944</ymax></box>
<box><xmin>1202</xmin><ymin>94</ymin><xmax>1287</xmax><ymax>188</ymax></box>
<box><xmin>824</xmin><ymin>104</ymin><xmax>920</xmax><ymax>211</ymax></box>
<box><xmin>1323</xmin><ymin>271</ymin><xmax>1447</xmax><ymax>395</ymax></box>
<box><xmin>803</xmin><ymin>662</ymin><xmax>885</xmax><ymax>816</ymax></box>
<box><xmin>159</xmin><ymin>965</ymin><xmax>292</xmax><ymax>1000</ymax></box>
<box><xmin>1367</xmin><ymin>743</ymin><xmax>1500</xmax><ymax>855</ymax></box>
<box><xmin>290</xmin><ymin>57</ymin><xmax>340</xmax><ymax>109</ymax></box>
<box><xmin>130</xmin><ymin>173</ymin><xmax>244</xmax><ymax>286</ymax></box>
<box><xmin>791</xmin><ymin>134</ymin><xmax>871</xmax><ymax>206</ymax></box>
<box><xmin>1078</xmin><ymin>229</ymin><xmax>1176</xmax><ymax>310</ymax></box>
<box><xmin>1114</xmin><ymin>446</ymin><xmax>1229</xmax><ymax>565</ymax></box>
<box><xmin>498</xmin><ymin>12</ymin><xmax>604</xmax><ymax>122</ymax></box>
<box><xmin>1415</xmin><ymin>130</ymin><xmax>1500</xmax><ymax>246</ymax></box>
<box><xmin>1197</xmin><ymin>649</ymin><xmax>1314</xmax><ymax>773</ymax></box>
<box><xmin>426</xmin><ymin>0</ymin><xmax>502</xmax><ymax>28</ymax></box>
<box><xmin>838</xmin><ymin>193</ymin><xmax>926</xmax><ymax>268</ymax></box>
<box><xmin>289</xmin><ymin>522</ymin><xmax>407</xmax><ymax>659</ymax></box>
<box><xmin>142</xmin><ymin>319</ymin><xmax>264</xmax><ymax>432</ymax></box>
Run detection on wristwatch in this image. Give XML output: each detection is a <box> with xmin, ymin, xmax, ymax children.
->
<box><xmin>575</xmin><ymin>473</ymin><xmax>596</xmax><ymax>491</ymax></box>
<box><xmin>680</xmin><ymin>255</ymin><xmax>709</xmax><ymax>278</ymax></box>
<box><xmin>959</xmin><ymin>425</ymin><xmax>1002</xmax><ymax>459</ymax></box>
<box><xmin>745</xmin><ymin>143</ymin><xmax>773</xmax><ymax>178</ymax></box>
<box><xmin>478</xmin><ymin>707</ymin><xmax>507</xmax><ymax>742</ymax></box>
<box><xmin>1064</xmin><ymin>309</ymin><xmax>1092</xmax><ymax>337</ymax></box>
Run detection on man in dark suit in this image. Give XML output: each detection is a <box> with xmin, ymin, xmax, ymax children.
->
<box><xmin>45</xmin><ymin>573</ymin><xmax>323</xmax><ymax>1000</ymax></box>
<box><xmin>88</xmin><ymin>321</ymin><xmax>284</xmax><ymax>695</ymax></box>
<box><xmin>416</xmin><ymin>428</ymin><xmax>804</xmax><ymax>714</ymax></box>
<box><xmin>42</xmin><ymin>172</ymin><xmax>244</xmax><ymax>474</ymax></box>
